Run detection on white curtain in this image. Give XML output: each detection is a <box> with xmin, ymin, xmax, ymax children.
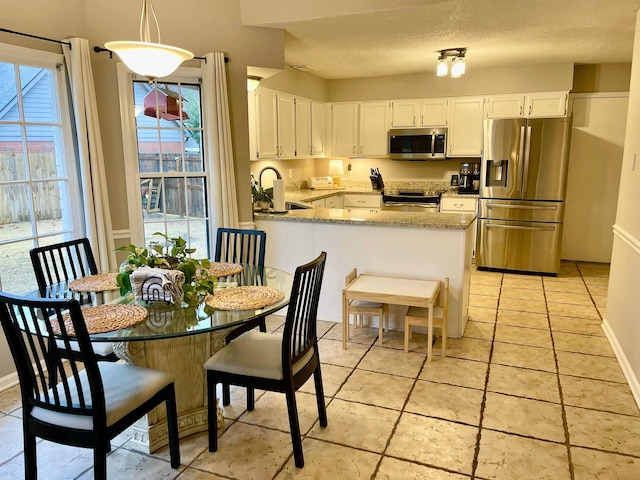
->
<box><xmin>62</xmin><ymin>38</ymin><xmax>116</xmax><ymax>272</ymax></box>
<box><xmin>202</xmin><ymin>52</ymin><xmax>239</xmax><ymax>229</ymax></box>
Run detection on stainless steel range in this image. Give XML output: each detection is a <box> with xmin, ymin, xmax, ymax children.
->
<box><xmin>381</xmin><ymin>190</ymin><xmax>443</xmax><ymax>212</ymax></box>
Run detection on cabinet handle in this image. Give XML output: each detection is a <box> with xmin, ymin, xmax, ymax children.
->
<box><xmin>413</xmin><ymin>116</ymin><xmax>416</xmax><ymax>126</ymax></box>
<box><xmin>360</xmin><ymin>146</ymin><xmax>363</xmax><ymax>154</ymax></box>
<box><xmin>529</xmin><ymin>105</ymin><xmax>532</xmax><ymax>115</ymax></box>
<box><xmin>353</xmin><ymin>146</ymin><xmax>356</xmax><ymax>154</ymax></box>
<box><xmin>454</xmin><ymin>203</ymin><xmax>463</xmax><ymax>208</ymax></box>
<box><xmin>421</xmin><ymin>115</ymin><xmax>424</xmax><ymax>125</ymax></box>
<box><xmin>520</xmin><ymin>105</ymin><xmax>523</xmax><ymax>116</ymax></box>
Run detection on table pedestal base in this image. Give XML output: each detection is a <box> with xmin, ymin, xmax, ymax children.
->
<box><xmin>113</xmin><ymin>326</ymin><xmax>232</xmax><ymax>453</ymax></box>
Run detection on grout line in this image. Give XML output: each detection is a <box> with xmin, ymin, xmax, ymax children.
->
<box><xmin>547</xmin><ymin>261</ymin><xmax>576</xmax><ymax>480</ymax></box>
<box><xmin>470</xmin><ymin>271</ymin><xmax>502</xmax><ymax>479</ymax></box>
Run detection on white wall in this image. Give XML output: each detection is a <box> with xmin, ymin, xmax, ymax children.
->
<box><xmin>604</xmin><ymin>10</ymin><xmax>640</xmax><ymax>407</ymax></box>
<box><xmin>562</xmin><ymin>94</ymin><xmax>628</xmax><ymax>262</ymax></box>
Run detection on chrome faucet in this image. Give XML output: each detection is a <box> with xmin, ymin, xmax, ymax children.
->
<box><xmin>258</xmin><ymin>166</ymin><xmax>282</xmax><ymax>188</ymax></box>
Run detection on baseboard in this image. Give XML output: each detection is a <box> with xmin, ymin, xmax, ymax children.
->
<box><xmin>602</xmin><ymin>317</ymin><xmax>640</xmax><ymax>410</ymax></box>
<box><xmin>0</xmin><ymin>371</ymin><xmax>19</xmax><ymax>392</ymax></box>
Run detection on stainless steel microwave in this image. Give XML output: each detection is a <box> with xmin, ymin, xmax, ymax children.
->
<box><xmin>388</xmin><ymin>127</ymin><xmax>447</xmax><ymax>160</ymax></box>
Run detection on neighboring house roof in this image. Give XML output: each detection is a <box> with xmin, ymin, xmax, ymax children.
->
<box><xmin>0</xmin><ymin>63</ymin><xmax>47</xmax><ymax>120</ymax></box>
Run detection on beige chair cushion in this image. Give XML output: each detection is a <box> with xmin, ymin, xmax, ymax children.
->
<box><xmin>31</xmin><ymin>362</ymin><xmax>174</xmax><ymax>430</ymax></box>
<box><xmin>204</xmin><ymin>331</ymin><xmax>314</xmax><ymax>380</ymax></box>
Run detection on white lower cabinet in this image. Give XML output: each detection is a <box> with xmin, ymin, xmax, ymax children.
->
<box><xmin>324</xmin><ymin>195</ymin><xmax>343</xmax><ymax>209</ymax></box>
<box><xmin>441</xmin><ymin>196</ymin><xmax>478</xmax><ymax>257</ymax></box>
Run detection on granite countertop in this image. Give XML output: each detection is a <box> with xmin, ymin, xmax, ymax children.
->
<box><xmin>255</xmin><ymin>207</ymin><xmax>476</xmax><ymax>230</ymax></box>
<box><xmin>284</xmin><ymin>187</ymin><xmax>380</xmax><ymax>204</ymax></box>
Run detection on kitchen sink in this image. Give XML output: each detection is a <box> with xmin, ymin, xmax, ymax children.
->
<box><xmin>285</xmin><ymin>201</ymin><xmax>312</xmax><ymax>210</ymax></box>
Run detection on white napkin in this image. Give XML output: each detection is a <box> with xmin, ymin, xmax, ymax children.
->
<box><xmin>131</xmin><ymin>267</ymin><xmax>185</xmax><ymax>304</ymax></box>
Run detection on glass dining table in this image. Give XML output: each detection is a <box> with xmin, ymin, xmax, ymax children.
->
<box><xmin>63</xmin><ymin>265</ymin><xmax>293</xmax><ymax>453</ymax></box>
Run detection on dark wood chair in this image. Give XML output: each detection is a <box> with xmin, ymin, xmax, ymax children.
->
<box><xmin>204</xmin><ymin>251</ymin><xmax>328</xmax><ymax>468</ymax></box>
<box><xmin>0</xmin><ymin>292</ymin><xmax>181</xmax><ymax>480</ymax></box>
<box><xmin>29</xmin><ymin>238</ymin><xmax>118</xmax><ymax>362</ymax></box>
<box><xmin>214</xmin><ymin>227</ymin><xmax>268</xmax><ymax>405</ymax></box>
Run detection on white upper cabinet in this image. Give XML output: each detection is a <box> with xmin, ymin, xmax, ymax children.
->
<box><xmin>331</xmin><ymin>103</ymin><xmax>360</xmax><ymax>156</ymax></box>
<box><xmin>486</xmin><ymin>91</ymin><xmax>568</xmax><ymax>119</ymax></box>
<box><xmin>391</xmin><ymin>100</ymin><xmax>419</xmax><ymax>127</ymax></box>
<box><xmin>359</xmin><ymin>101</ymin><xmax>390</xmax><ymax>156</ymax></box>
<box><xmin>310</xmin><ymin>101</ymin><xmax>325</xmax><ymax>157</ymax></box>
<box><xmin>420</xmin><ymin>99</ymin><xmax>448</xmax><ymax>126</ymax></box>
<box><xmin>253</xmin><ymin>88</ymin><xmax>295</xmax><ymax>159</ymax></box>
<box><xmin>448</xmin><ymin>97</ymin><xmax>484</xmax><ymax>157</ymax></box>
<box><xmin>391</xmin><ymin>98</ymin><xmax>448</xmax><ymax>127</ymax></box>
<box><xmin>295</xmin><ymin>97</ymin><xmax>311</xmax><ymax>158</ymax></box>
<box><xmin>251</xmin><ymin>88</ymin><xmax>325</xmax><ymax>160</ymax></box>
<box><xmin>276</xmin><ymin>92</ymin><xmax>296</xmax><ymax>158</ymax></box>
<box><xmin>486</xmin><ymin>95</ymin><xmax>525</xmax><ymax>118</ymax></box>
<box><xmin>526</xmin><ymin>92</ymin><xmax>568</xmax><ymax>118</ymax></box>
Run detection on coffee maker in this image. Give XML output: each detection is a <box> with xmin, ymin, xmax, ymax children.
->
<box><xmin>458</xmin><ymin>162</ymin><xmax>481</xmax><ymax>194</ymax></box>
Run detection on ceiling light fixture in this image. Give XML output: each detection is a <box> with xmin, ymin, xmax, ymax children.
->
<box><xmin>105</xmin><ymin>0</ymin><xmax>194</xmax><ymax>82</ymax></box>
<box><xmin>436</xmin><ymin>48</ymin><xmax>467</xmax><ymax>78</ymax></box>
<box><xmin>247</xmin><ymin>75</ymin><xmax>263</xmax><ymax>92</ymax></box>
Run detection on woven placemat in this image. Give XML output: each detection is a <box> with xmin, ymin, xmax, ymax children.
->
<box><xmin>52</xmin><ymin>304</ymin><xmax>148</xmax><ymax>335</ymax></box>
<box><xmin>69</xmin><ymin>273</ymin><xmax>119</xmax><ymax>293</ymax></box>
<box><xmin>205</xmin><ymin>286</ymin><xmax>285</xmax><ymax>311</ymax></box>
<box><xmin>208</xmin><ymin>262</ymin><xmax>244</xmax><ymax>277</ymax></box>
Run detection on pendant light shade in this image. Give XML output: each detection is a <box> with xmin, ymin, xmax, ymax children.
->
<box><xmin>105</xmin><ymin>0</ymin><xmax>194</xmax><ymax>81</ymax></box>
<box><xmin>436</xmin><ymin>54</ymin><xmax>448</xmax><ymax>77</ymax></box>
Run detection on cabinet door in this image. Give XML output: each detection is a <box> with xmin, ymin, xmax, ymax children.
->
<box><xmin>420</xmin><ymin>99</ymin><xmax>448</xmax><ymax>126</ymax></box>
<box><xmin>526</xmin><ymin>92</ymin><xmax>568</xmax><ymax>118</ymax></box>
<box><xmin>324</xmin><ymin>194</ymin><xmax>343</xmax><ymax>209</ymax></box>
<box><xmin>310</xmin><ymin>198</ymin><xmax>325</xmax><ymax>208</ymax></box>
<box><xmin>277</xmin><ymin>93</ymin><xmax>296</xmax><ymax>158</ymax></box>
<box><xmin>331</xmin><ymin>103</ymin><xmax>359</xmax><ymax>156</ymax></box>
<box><xmin>448</xmin><ymin>97</ymin><xmax>484</xmax><ymax>157</ymax></box>
<box><xmin>486</xmin><ymin>95</ymin><xmax>525</xmax><ymax>118</ymax></box>
<box><xmin>310</xmin><ymin>101</ymin><xmax>325</xmax><ymax>157</ymax></box>
<box><xmin>295</xmin><ymin>97</ymin><xmax>311</xmax><ymax>158</ymax></box>
<box><xmin>391</xmin><ymin>100</ymin><xmax>419</xmax><ymax>127</ymax></box>
<box><xmin>359</xmin><ymin>101</ymin><xmax>390</xmax><ymax>156</ymax></box>
<box><xmin>248</xmin><ymin>90</ymin><xmax>258</xmax><ymax>160</ymax></box>
<box><xmin>255</xmin><ymin>88</ymin><xmax>278</xmax><ymax>159</ymax></box>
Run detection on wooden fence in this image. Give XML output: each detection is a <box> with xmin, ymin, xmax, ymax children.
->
<box><xmin>0</xmin><ymin>151</ymin><xmax>206</xmax><ymax>224</ymax></box>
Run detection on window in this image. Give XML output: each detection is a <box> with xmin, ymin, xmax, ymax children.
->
<box><xmin>118</xmin><ymin>68</ymin><xmax>212</xmax><ymax>258</ymax></box>
<box><xmin>0</xmin><ymin>44</ymin><xmax>82</xmax><ymax>294</ymax></box>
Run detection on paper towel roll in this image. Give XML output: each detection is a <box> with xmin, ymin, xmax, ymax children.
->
<box><xmin>273</xmin><ymin>179</ymin><xmax>286</xmax><ymax>212</ymax></box>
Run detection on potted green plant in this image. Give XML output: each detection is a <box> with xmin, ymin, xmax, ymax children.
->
<box><xmin>251</xmin><ymin>174</ymin><xmax>273</xmax><ymax>211</ymax></box>
<box><xmin>116</xmin><ymin>232</ymin><xmax>216</xmax><ymax>301</ymax></box>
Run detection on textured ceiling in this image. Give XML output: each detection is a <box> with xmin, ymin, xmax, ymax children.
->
<box><xmin>242</xmin><ymin>0</ymin><xmax>640</xmax><ymax>79</ymax></box>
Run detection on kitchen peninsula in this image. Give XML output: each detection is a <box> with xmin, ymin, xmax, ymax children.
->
<box><xmin>254</xmin><ymin>196</ymin><xmax>476</xmax><ymax>338</ymax></box>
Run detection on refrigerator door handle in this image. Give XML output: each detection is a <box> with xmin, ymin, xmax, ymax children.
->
<box><xmin>522</xmin><ymin>125</ymin><xmax>532</xmax><ymax>195</ymax></box>
<box><xmin>486</xmin><ymin>203</ymin><xmax>558</xmax><ymax>211</ymax></box>
<box><xmin>485</xmin><ymin>223</ymin><xmax>556</xmax><ymax>232</ymax></box>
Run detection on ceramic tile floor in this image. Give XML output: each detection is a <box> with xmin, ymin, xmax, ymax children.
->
<box><xmin>2</xmin><ymin>261</ymin><xmax>640</xmax><ymax>479</ymax></box>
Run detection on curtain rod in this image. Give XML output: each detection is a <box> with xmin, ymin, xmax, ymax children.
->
<box><xmin>0</xmin><ymin>27</ymin><xmax>71</xmax><ymax>48</ymax></box>
<box><xmin>93</xmin><ymin>47</ymin><xmax>228</xmax><ymax>63</ymax></box>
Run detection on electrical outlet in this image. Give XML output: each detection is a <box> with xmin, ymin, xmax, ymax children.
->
<box><xmin>288</xmin><ymin>169</ymin><xmax>293</xmax><ymax>178</ymax></box>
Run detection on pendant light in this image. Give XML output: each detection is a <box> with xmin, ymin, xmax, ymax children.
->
<box><xmin>436</xmin><ymin>48</ymin><xmax>467</xmax><ymax>78</ymax></box>
<box><xmin>105</xmin><ymin>0</ymin><xmax>194</xmax><ymax>81</ymax></box>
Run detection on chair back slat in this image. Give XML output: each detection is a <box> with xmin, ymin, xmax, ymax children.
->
<box><xmin>215</xmin><ymin>228</ymin><xmax>266</xmax><ymax>285</ymax></box>
<box><xmin>0</xmin><ymin>292</ymin><xmax>106</xmax><ymax>419</ymax></box>
<box><xmin>282</xmin><ymin>252</ymin><xmax>326</xmax><ymax>370</ymax></box>
<box><xmin>30</xmin><ymin>238</ymin><xmax>98</xmax><ymax>304</ymax></box>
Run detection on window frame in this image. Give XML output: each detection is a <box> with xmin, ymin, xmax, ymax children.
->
<box><xmin>116</xmin><ymin>64</ymin><xmax>215</xmax><ymax>255</ymax></box>
<box><xmin>0</xmin><ymin>43</ymin><xmax>84</xmax><ymax>292</ymax></box>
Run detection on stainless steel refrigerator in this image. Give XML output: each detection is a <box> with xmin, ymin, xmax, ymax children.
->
<box><xmin>476</xmin><ymin>117</ymin><xmax>571</xmax><ymax>274</ymax></box>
